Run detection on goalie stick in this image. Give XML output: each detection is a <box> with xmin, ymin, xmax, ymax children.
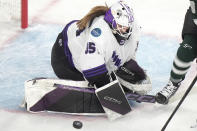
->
<box><xmin>126</xmin><ymin>92</ymin><xmax>155</xmax><ymax>103</ymax></box>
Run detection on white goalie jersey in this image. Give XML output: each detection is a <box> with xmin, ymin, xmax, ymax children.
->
<box><xmin>66</xmin><ymin>15</ymin><xmax>141</xmax><ymax>78</ymax></box>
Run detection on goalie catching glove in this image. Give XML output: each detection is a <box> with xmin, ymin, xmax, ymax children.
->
<box><xmin>115</xmin><ymin>59</ymin><xmax>152</xmax><ymax>94</ymax></box>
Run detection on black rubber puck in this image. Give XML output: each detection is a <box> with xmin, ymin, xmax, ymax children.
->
<box><xmin>73</xmin><ymin>121</ymin><xmax>83</xmax><ymax>129</ymax></box>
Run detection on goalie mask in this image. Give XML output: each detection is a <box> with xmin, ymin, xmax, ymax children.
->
<box><xmin>104</xmin><ymin>1</ymin><xmax>134</xmax><ymax>45</ymax></box>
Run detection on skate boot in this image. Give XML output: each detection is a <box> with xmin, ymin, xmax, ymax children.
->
<box><xmin>155</xmin><ymin>80</ymin><xmax>180</xmax><ymax>104</ymax></box>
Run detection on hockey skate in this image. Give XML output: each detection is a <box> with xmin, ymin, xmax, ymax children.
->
<box><xmin>155</xmin><ymin>81</ymin><xmax>180</xmax><ymax>104</ymax></box>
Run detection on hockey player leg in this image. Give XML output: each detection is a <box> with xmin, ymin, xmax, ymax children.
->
<box><xmin>95</xmin><ymin>80</ymin><xmax>132</xmax><ymax>120</ymax></box>
<box><xmin>156</xmin><ymin>35</ymin><xmax>197</xmax><ymax>104</ymax></box>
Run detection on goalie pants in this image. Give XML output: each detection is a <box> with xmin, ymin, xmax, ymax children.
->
<box><xmin>51</xmin><ymin>32</ymin><xmax>85</xmax><ymax>81</ymax></box>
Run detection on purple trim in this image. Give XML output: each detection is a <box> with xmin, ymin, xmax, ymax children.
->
<box><xmin>57</xmin><ymin>84</ymin><xmax>95</xmax><ymax>93</ymax></box>
<box><xmin>62</xmin><ymin>20</ymin><xmax>78</xmax><ymax>67</ymax></box>
<box><xmin>30</xmin><ymin>87</ymin><xmax>70</xmax><ymax>112</ymax></box>
<box><xmin>30</xmin><ymin>85</ymin><xmax>95</xmax><ymax>112</ymax></box>
<box><xmin>104</xmin><ymin>9</ymin><xmax>116</xmax><ymax>28</ymax></box>
<box><xmin>119</xmin><ymin>2</ymin><xmax>134</xmax><ymax>23</ymax></box>
<box><xmin>83</xmin><ymin>64</ymin><xmax>106</xmax><ymax>73</ymax></box>
<box><xmin>83</xmin><ymin>66</ymin><xmax>106</xmax><ymax>75</ymax></box>
<box><xmin>84</xmin><ymin>69</ymin><xmax>107</xmax><ymax>76</ymax></box>
<box><xmin>82</xmin><ymin>64</ymin><xmax>107</xmax><ymax>78</ymax></box>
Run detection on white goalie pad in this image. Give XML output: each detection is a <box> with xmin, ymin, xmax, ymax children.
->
<box><xmin>24</xmin><ymin>78</ymin><xmax>90</xmax><ymax>112</ymax></box>
<box><xmin>117</xmin><ymin>75</ymin><xmax>152</xmax><ymax>94</ymax></box>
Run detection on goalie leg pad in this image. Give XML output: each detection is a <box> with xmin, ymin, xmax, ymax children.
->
<box><xmin>25</xmin><ymin>78</ymin><xmax>104</xmax><ymax>113</ymax></box>
<box><xmin>45</xmin><ymin>85</ymin><xmax>104</xmax><ymax>113</ymax></box>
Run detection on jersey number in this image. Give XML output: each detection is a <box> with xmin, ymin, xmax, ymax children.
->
<box><xmin>85</xmin><ymin>42</ymin><xmax>96</xmax><ymax>54</ymax></box>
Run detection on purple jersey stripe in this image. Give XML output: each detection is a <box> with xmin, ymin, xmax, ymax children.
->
<box><xmin>83</xmin><ymin>64</ymin><xmax>106</xmax><ymax>74</ymax></box>
<box><xmin>62</xmin><ymin>20</ymin><xmax>78</xmax><ymax>67</ymax></box>
<box><xmin>83</xmin><ymin>65</ymin><xmax>107</xmax><ymax>75</ymax></box>
<box><xmin>57</xmin><ymin>84</ymin><xmax>95</xmax><ymax>93</ymax></box>
<box><xmin>82</xmin><ymin>64</ymin><xmax>108</xmax><ymax>78</ymax></box>
<box><xmin>84</xmin><ymin>69</ymin><xmax>108</xmax><ymax>78</ymax></box>
<box><xmin>83</xmin><ymin>68</ymin><xmax>107</xmax><ymax>76</ymax></box>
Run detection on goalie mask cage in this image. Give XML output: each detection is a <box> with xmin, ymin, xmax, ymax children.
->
<box><xmin>0</xmin><ymin>0</ymin><xmax>28</xmax><ymax>29</ymax></box>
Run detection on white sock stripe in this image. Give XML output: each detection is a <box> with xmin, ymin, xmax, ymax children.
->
<box><xmin>174</xmin><ymin>56</ymin><xmax>192</xmax><ymax>68</ymax></box>
<box><xmin>170</xmin><ymin>77</ymin><xmax>182</xmax><ymax>83</ymax></box>
<box><xmin>194</xmin><ymin>19</ymin><xmax>197</xmax><ymax>25</ymax></box>
<box><xmin>172</xmin><ymin>66</ymin><xmax>189</xmax><ymax>75</ymax></box>
<box><xmin>190</xmin><ymin>1</ymin><xmax>196</xmax><ymax>14</ymax></box>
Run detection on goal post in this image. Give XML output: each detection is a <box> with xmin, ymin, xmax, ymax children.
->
<box><xmin>21</xmin><ymin>0</ymin><xmax>28</xmax><ymax>29</ymax></box>
<box><xmin>0</xmin><ymin>0</ymin><xmax>28</xmax><ymax>29</ymax></box>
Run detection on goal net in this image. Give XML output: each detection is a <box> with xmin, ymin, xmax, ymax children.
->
<box><xmin>0</xmin><ymin>0</ymin><xmax>28</xmax><ymax>29</ymax></box>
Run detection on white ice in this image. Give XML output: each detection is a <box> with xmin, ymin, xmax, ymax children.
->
<box><xmin>0</xmin><ymin>0</ymin><xmax>197</xmax><ymax>131</ymax></box>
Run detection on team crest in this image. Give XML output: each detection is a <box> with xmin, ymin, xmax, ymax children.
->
<box><xmin>91</xmin><ymin>28</ymin><xmax>101</xmax><ymax>37</ymax></box>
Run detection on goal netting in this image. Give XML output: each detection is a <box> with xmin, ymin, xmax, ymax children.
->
<box><xmin>0</xmin><ymin>0</ymin><xmax>28</xmax><ymax>29</ymax></box>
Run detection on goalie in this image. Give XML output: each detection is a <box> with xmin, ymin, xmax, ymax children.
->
<box><xmin>51</xmin><ymin>0</ymin><xmax>151</xmax><ymax>92</ymax></box>
<box><xmin>24</xmin><ymin>1</ymin><xmax>152</xmax><ymax>119</ymax></box>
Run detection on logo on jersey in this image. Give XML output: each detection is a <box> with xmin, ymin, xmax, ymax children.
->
<box><xmin>120</xmin><ymin>40</ymin><xmax>126</xmax><ymax>45</ymax></box>
<box><xmin>112</xmin><ymin>51</ymin><xmax>121</xmax><ymax>67</ymax></box>
<box><xmin>91</xmin><ymin>28</ymin><xmax>101</xmax><ymax>37</ymax></box>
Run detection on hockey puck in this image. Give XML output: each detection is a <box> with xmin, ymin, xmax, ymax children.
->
<box><xmin>73</xmin><ymin>121</ymin><xmax>83</xmax><ymax>129</ymax></box>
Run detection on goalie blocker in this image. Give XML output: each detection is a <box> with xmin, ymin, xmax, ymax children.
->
<box><xmin>95</xmin><ymin>79</ymin><xmax>132</xmax><ymax>120</ymax></box>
